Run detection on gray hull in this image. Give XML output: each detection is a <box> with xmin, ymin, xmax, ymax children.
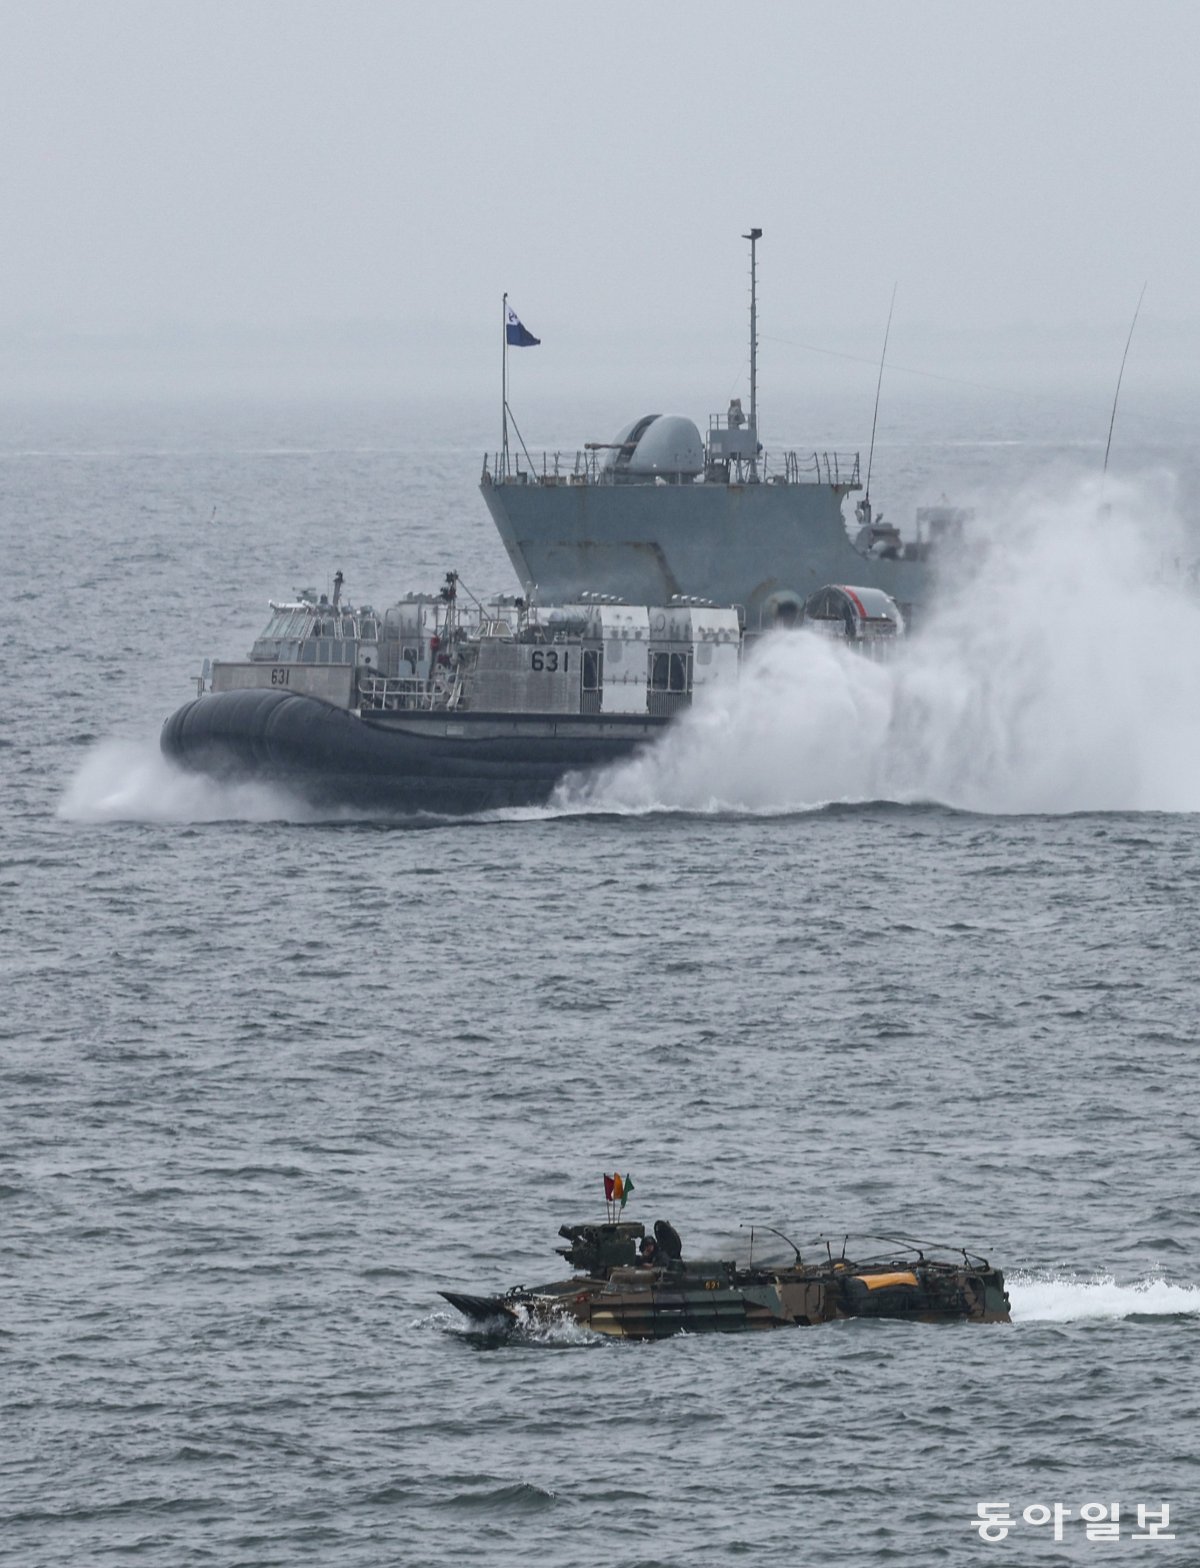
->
<box><xmin>481</xmin><ymin>477</ymin><xmax>929</xmax><ymax>622</ymax></box>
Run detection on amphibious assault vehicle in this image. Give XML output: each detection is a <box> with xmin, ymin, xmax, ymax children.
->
<box><xmin>440</xmin><ymin>1217</ymin><xmax>1011</xmax><ymax>1339</ymax></box>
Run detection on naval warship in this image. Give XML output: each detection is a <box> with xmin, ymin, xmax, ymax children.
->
<box><xmin>481</xmin><ymin>228</ymin><xmax>964</xmax><ymax>627</ymax></box>
<box><xmin>441</xmin><ymin>1212</ymin><xmax>1012</xmax><ymax>1339</ymax></box>
<box><xmin>161</xmin><ymin>571</ymin><xmax>902</xmax><ymax>812</ymax></box>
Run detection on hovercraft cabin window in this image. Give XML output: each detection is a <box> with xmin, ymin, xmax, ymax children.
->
<box><xmin>300</xmin><ymin>637</ymin><xmax>357</xmax><ymax>664</ymax></box>
<box><xmin>649</xmin><ymin>652</ymin><xmax>691</xmax><ymax>692</ymax></box>
<box><xmin>582</xmin><ymin>649</ymin><xmax>602</xmax><ymax>690</ymax></box>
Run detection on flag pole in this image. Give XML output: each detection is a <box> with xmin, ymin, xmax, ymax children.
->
<box><xmin>501</xmin><ymin>291</ymin><xmax>509</xmax><ymax>478</ymax></box>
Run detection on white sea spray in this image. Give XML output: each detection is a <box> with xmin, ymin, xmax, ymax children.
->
<box><xmin>562</xmin><ymin>474</ymin><xmax>1200</xmax><ymax>815</ymax></box>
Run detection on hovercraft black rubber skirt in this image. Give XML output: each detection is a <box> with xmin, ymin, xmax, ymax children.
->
<box><xmin>161</xmin><ymin>689</ymin><xmax>654</xmax><ymax>814</ymax></box>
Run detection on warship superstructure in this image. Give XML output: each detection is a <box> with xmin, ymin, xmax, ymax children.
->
<box><xmin>481</xmin><ymin>229</ymin><xmax>955</xmax><ymax>626</ymax></box>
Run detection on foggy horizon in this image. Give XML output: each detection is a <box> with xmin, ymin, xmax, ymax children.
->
<box><xmin>3</xmin><ymin>1</ymin><xmax>1199</xmax><ymax>406</ymax></box>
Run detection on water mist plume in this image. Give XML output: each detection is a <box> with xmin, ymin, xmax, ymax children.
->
<box><xmin>58</xmin><ymin>738</ymin><xmax>321</xmax><ymax>824</ymax></box>
<box><xmin>560</xmin><ymin>475</ymin><xmax>1200</xmax><ymax>816</ymax></box>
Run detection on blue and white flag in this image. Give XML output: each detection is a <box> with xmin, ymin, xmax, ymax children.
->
<box><xmin>506</xmin><ymin>305</ymin><xmax>540</xmax><ymax>348</ymax></box>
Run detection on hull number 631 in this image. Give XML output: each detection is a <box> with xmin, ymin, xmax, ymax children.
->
<box><xmin>270</xmin><ymin>668</ymin><xmax>291</xmax><ymax>686</ymax></box>
<box><xmin>531</xmin><ymin>650</ymin><xmax>568</xmax><ymax>673</ymax></box>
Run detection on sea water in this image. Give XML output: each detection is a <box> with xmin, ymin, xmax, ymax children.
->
<box><xmin>3</xmin><ymin>392</ymin><xmax>1198</xmax><ymax>1565</ymax></box>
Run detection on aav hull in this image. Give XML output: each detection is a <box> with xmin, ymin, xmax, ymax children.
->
<box><xmin>441</xmin><ymin>1218</ymin><xmax>1012</xmax><ymax>1340</ymax></box>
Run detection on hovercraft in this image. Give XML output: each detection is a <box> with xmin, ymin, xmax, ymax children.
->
<box><xmin>162</xmin><ymin>570</ymin><xmax>903</xmax><ymax>813</ymax></box>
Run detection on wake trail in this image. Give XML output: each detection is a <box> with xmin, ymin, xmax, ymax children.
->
<box><xmin>1009</xmin><ymin>1272</ymin><xmax>1200</xmax><ymax>1324</ymax></box>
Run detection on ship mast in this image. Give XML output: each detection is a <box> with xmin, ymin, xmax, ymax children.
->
<box><xmin>743</xmin><ymin>227</ymin><xmax>762</xmax><ymax>480</ymax></box>
<box><xmin>501</xmin><ymin>291</ymin><xmax>510</xmax><ymax>478</ymax></box>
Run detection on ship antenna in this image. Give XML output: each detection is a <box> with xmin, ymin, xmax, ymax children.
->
<box><xmin>1103</xmin><ymin>282</ymin><xmax>1147</xmax><ymax>475</ymax></box>
<box><xmin>743</xmin><ymin>228</ymin><xmax>762</xmax><ymax>480</ymax></box>
<box><xmin>864</xmin><ymin>283</ymin><xmax>897</xmax><ymax>520</ymax></box>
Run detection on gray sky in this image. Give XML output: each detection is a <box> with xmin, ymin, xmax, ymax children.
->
<box><xmin>2</xmin><ymin>0</ymin><xmax>1198</xmax><ymax>399</ymax></box>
